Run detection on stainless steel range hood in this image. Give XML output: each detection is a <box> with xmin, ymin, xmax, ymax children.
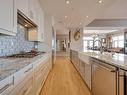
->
<box><xmin>17</xmin><ymin>10</ymin><xmax>37</xmax><ymax>29</ymax></box>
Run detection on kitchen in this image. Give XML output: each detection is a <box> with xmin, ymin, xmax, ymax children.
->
<box><xmin>0</xmin><ymin>0</ymin><xmax>127</xmax><ymax>95</ymax></box>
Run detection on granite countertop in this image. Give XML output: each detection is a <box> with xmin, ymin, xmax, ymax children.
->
<box><xmin>79</xmin><ymin>50</ymin><xmax>127</xmax><ymax>71</ymax></box>
<box><xmin>0</xmin><ymin>54</ymin><xmax>46</xmax><ymax>81</ymax></box>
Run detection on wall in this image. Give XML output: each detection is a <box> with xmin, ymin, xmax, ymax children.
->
<box><xmin>0</xmin><ymin>24</ymin><xmax>35</xmax><ymax>56</ymax></box>
<box><xmin>70</xmin><ymin>28</ymin><xmax>83</xmax><ymax>52</ymax></box>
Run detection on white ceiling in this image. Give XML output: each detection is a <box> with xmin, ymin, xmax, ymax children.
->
<box><xmin>83</xmin><ymin>30</ymin><xmax>117</xmax><ymax>34</ymax></box>
<box><xmin>39</xmin><ymin>0</ymin><xmax>125</xmax><ymax>35</ymax></box>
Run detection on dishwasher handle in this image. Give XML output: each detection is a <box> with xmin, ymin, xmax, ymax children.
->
<box><xmin>98</xmin><ymin>64</ymin><xmax>116</xmax><ymax>72</ymax></box>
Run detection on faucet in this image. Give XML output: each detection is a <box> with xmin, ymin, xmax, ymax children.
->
<box><xmin>93</xmin><ymin>39</ymin><xmax>104</xmax><ymax>54</ymax></box>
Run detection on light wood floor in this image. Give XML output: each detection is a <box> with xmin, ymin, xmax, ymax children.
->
<box><xmin>40</xmin><ymin>57</ymin><xmax>91</xmax><ymax>95</ymax></box>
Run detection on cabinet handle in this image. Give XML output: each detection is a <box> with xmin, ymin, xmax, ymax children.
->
<box><xmin>41</xmin><ymin>67</ymin><xmax>45</xmax><ymax>72</ymax></box>
<box><xmin>98</xmin><ymin>65</ymin><xmax>116</xmax><ymax>72</ymax></box>
<box><xmin>22</xmin><ymin>88</ymin><xmax>29</xmax><ymax>95</ymax></box>
<box><xmin>0</xmin><ymin>77</ymin><xmax>14</xmax><ymax>94</ymax></box>
<box><xmin>24</xmin><ymin>65</ymin><xmax>33</xmax><ymax>73</ymax></box>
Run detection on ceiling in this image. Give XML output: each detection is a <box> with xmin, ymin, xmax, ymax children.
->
<box><xmin>83</xmin><ymin>30</ymin><xmax>117</xmax><ymax>34</ymax></box>
<box><xmin>39</xmin><ymin>0</ymin><xmax>126</xmax><ymax>35</ymax></box>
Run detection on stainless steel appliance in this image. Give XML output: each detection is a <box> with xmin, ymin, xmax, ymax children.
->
<box><xmin>18</xmin><ymin>10</ymin><xmax>37</xmax><ymax>29</ymax></box>
<box><xmin>91</xmin><ymin>58</ymin><xmax>118</xmax><ymax>95</ymax></box>
<box><xmin>119</xmin><ymin>69</ymin><xmax>127</xmax><ymax>95</ymax></box>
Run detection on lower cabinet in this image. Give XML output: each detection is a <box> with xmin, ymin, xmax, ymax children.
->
<box><xmin>0</xmin><ymin>54</ymin><xmax>52</xmax><ymax>95</ymax></box>
<box><xmin>34</xmin><ymin>56</ymin><xmax>52</xmax><ymax>95</ymax></box>
<box><xmin>70</xmin><ymin>50</ymin><xmax>92</xmax><ymax>90</ymax></box>
<box><xmin>10</xmin><ymin>75</ymin><xmax>34</xmax><ymax>95</ymax></box>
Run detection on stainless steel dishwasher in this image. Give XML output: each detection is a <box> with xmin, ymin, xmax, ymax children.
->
<box><xmin>91</xmin><ymin>58</ymin><xmax>118</xmax><ymax>95</ymax></box>
<box><xmin>119</xmin><ymin>69</ymin><xmax>127</xmax><ymax>95</ymax></box>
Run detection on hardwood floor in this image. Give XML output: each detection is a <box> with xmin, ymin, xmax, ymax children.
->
<box><xmin>40</xmin><ymin>57</ymin><xmax>91</xmax><ymax>95</ymax></box>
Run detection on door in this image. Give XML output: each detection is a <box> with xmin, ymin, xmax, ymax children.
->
<box><xmin>0</xmin><ymin>0</ymin><xmax>14</xmax><ymax>33</ymax></box>
<box><xmin>92</xmin><ymin>63</ymin><xmax>117</xmax><ymax>95</ymax></box>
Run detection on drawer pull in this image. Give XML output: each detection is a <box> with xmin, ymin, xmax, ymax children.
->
<box><xmin>0</xmin><ymin>77</ymin><xmax>14</xmax><ymax>94</ymax></box>
<box><xmin>22</xmin><ymin>88</ymin><xmax>29</xmax><ymax>95</ymax></box>
<box><xmin>24</xmin><ymin>65</ymin><xmax>33</xmax><ymax>73</ymax></box>
<box><xmin>41</xmin><ymin>67</ymin><xmax>45</xmax><ymax>72</ymax></box>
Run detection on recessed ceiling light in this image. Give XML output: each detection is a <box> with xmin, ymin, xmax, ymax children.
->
<box><xmin>25</xmin><ymin>24</ymin><xmax>28</xmax><ymax>27</ymax></box>
<box><xmin>86</xmin><ymin>16</ymin><xmax>89</xmax><ymax>18</ymax></box>
<box><xmin>65</xmin><ymin>16</ymin><xmax>67</xmax><ymax>18</ymax></box>
<box><xmin>66</xmin><ymin>0</ymin><xmax>70</xmax><ymax>4</ymax></box>
<box><xmin>98</xmin><ymin>0</ymin><xmax>103</xmax><ymax>4</ymax></box>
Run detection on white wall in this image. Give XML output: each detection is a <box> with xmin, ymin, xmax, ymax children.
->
<box><xmin>70</xmin><ymin>28</ymin><xmax>83</xmax><ymax>52</ymax></box>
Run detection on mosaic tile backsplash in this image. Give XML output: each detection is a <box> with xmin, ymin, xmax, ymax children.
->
<box><xmin>0</xmin><ymin>24</ymin><xmax>35</xmax><ymax>56</ymax></box>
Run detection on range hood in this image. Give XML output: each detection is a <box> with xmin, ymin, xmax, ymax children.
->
<box><xmin>17</xmin><ymin>10</ymin><xmax>37</xmax><ymax>29</ymax></box>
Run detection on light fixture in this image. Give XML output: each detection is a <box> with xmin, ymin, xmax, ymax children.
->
<box><xmin>25</xmin><ymin>24</ymin><xmax>28</xmax><ymax>27</ymax></box>
<box><xmin>98</xmin><ymin>0</ymin><xmax>103</xmax><ymax>4</ymax></box>
<box><xmin>66</xmin><ymin>0</ymin><xmax>70</xmax><ymax>4</ymax></box>
<box><xmin>65</xmin><ymin>16</ymin><xmax>67</xmax><ymax>18</ymax></box>
<box><xmin>86</xmin><ymin>16</ymin><xmax>89</xmax><ymax>18</ymax></box>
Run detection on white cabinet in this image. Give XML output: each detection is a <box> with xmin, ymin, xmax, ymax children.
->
<box><xmin>34</xmin><ymin>57</ymin><xmax>51</xmax><ymax>95</ymax></box>
<box><xmin>37</xmin><ymin>8</ymin><xmax>45</xmax><ymax>42</ymax></box>
<box><xmin>28</xmin><ymin>0</ymin><xmax>37</xmax><ymax>24</ymax></box>
<box><xmin>0</xmin><ymin>54</ymin><xmax>52</xmax><ymax>95</ymax></box>
<box><xmin>0</xmin><ymin>76</ymin><xmax>14</xmax><ymax>95</ymax></box>
<box><xmin>15</xmin><ymin>0</ymin><xmax>29</xmax><ymax>17</ymax></box>
<box><xmin>0</xmin><ymin>0</ymin><xmax>15</xmax><ymax>35</ymax></box>
<box><xmin>28</xmin><ymin>1</ymin><xmax>45</xmax><ymax>42</ymax></box>
<box><xmin>10</xmin><ymin>76</ymin><xmax>34</xmax><ymax>95</ymax></box>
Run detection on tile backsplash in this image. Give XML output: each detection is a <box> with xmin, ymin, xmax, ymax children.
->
<box><xmin>0</xmin><ymin>24</ymin><xmax>35</xmax><ymax>56</ymax></box>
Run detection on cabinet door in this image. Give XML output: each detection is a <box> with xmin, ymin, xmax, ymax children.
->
<box><xmin>0</xmin><ymin>0</ymin><xmax>14</xmax><ymax>34</ymax></box>
<box><xmin>35</xmin><ymin>2</ymin><xmax>44</xmax><ymax>42</ymax></box>
<box><xmin>85</xmin><ymin>63</ymin><xmax>91</xmax><ymax>90</ymax></box>
<box><xmin>10</xmin><ymin>76</ymin><xmax>34</xmax><ymax>95</ymax></box>
<box><xmin>15</xmin><ymin>0</ymin><xmax>29</xmax><ymax>17</ymax></box>
<box><xmin>38</xmin><ymin>10</ymin><xmax>44</xmax><ymax>42</ymax></box>
<box><xmin>28</xmin><ymin>0</ymin><xmax>36</xmax><ymax>23</ymax></box>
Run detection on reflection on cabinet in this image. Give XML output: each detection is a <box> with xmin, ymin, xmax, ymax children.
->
<box><xmin>0</xmin><ymin>0</ymin><xmax>16</xmax><ymax>35</ymax></box>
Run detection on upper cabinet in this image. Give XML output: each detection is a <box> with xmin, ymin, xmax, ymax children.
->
<box><xmin>28</xmin><ymin>1</ymin><xmax>44</xmax><ymax>42</ymax></box>
<box><xmin>0</xmin><ymin>0</ymin><xmax>44</xmax><ymax>39</ymax></box>
<box><xmin>36</xmin><ymin>2</ymin><xmax>45</xmax><ymax>42</ymax></box>
<box><xmin>28</xmin><ymin>0</ymin><xmax>37</xmax><ymax>24</ymax></box>
<box><xmin>0</xmin><ymin>0</ymin><xmax>16</xmax><ymax>35</ymax></box>
<box><xmin>15</xmin><ymin>0</ymin><xmax>29</xmax><ymax>17</ymax></box>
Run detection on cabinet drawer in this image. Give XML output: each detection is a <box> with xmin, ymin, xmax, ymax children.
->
<box><xmin>10</xmin><ymin>76</ymin><xmax>34</xmax><ymax>95</ymax></box>
<box><xmin>14</xmin><ymin>64</ymin><xmax>33</xmax><ymax>85</ymax></box>
<box><xmin>0</xmin><ymin>76</ymin><xmax>14</xmax><ymax>95</ymax></box>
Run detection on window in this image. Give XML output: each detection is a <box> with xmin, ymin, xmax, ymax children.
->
<box><xmin>112</xmin><ymin>35</ymin><xmax>124</xmax><ymax>48</ymax></box>
<box><xmin>83</xmin><ymin>37</ymin><xmax>99</xmax><ymax>50</ymax></box>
